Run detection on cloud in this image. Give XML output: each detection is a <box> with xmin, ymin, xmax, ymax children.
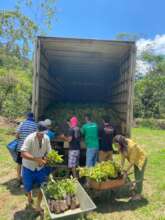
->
<box><xmin>136</xmin><ymin>34</ymin><xmax>165</xmax><ymax>74</ymax></box>
<box><xmin>137</xmin><ymin>34</ymin><xmax>165</xmax><ymax>55</ymax></box>
<box><xmin>136</xmin><ymin>60</ymin><xmax>151</xmax><ymax>75</ymax></box>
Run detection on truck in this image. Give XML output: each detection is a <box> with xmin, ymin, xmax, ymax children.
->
<box><xmin>32</xmin><ymin>36</ymin><xmax>136</xmax><ymax>137</ymax></box>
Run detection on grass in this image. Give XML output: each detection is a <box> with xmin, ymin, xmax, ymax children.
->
<box><xmin>0</xmin><ymin>126</ymin><xmax>165</xmax><ymax>220</ymax></box>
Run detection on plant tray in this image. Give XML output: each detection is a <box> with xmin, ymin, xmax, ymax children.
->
<box><xmin>88</xmin><ymin>177</ymin><xmax>125</xmax><ymax>190</ymax></box>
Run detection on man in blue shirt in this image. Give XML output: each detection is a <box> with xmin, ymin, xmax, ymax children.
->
<box><xmin>16</xmin><ymin>112</ymin><xmax>37</xmax><ymax>186</ymax></box>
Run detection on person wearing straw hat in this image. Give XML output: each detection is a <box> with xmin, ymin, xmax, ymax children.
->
<box><xmin>113</xmin><ymin>135</ymin><xmax>147</xmax><ymax>201</ymax></box>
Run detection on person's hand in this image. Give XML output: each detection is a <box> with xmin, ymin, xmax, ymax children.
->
<box><xmin>60</xmin><ymin>134</ymin><xmax>65</xmax><ymax>139</ymax></box>
<box><xmin>34</xmin><ymin>158</ymin><xmax>46</xmax><ymax>166</ymax></box>
<box><xmin>43</xmin><ymin>156</ymin><xmax>48</xmax><ymax>163</ymax></box>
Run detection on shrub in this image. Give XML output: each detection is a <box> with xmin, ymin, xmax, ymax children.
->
<box><xmin>134</xmin><ymin>118</ymin><xmax>165</xmax><ymax>130</ymax></box>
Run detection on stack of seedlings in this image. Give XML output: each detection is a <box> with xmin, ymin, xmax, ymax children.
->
<box><xmin>45</xmin><ymin>103</ymin><xmax>120</xmax><ymax>131</ymax></box>
<box><xmin>44</xmin><ymin>178</ymin><xmax>80</xmax><ymax>214</ymax></box>
<box><xmin>78</xmin><ymin>160</ymin><xmax>121</xmax><ymax>183</ymax></box>
<box><xmin>46</xmin><ymin>150</ymin><xmax>63</xmax><ymax>166</ymax></box>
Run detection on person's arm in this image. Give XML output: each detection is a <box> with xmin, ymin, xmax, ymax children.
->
<box><xmin>112</xmin><ymin>127</ymin><xmax>116</xmax><ymax>137</ymax></box>
<box><xmin>67</xmin><ymin>128</ymin><xmax>73</xmax><ymax>142</ymax></box>
<box><xmin>68</xmin><ymin>136</ymin><xmax>72</xmax><ymax>142</ymax></box>
<box><xmin>121</xmin><ymin>153</ymin><xmax>134</xmax><ymax>179</ymax></box>
<box><xmin>122</xmin><ymin>162</ymin><xmax>134</xmax><ymax>180</ymax></box>
<box><xmin>59</xmin><ymin>134</ymin><xmax>70</xmax><ymax>142</ymax></box>
<box><xmin>15</xmin><ymin>122</ymin><xmax>22</xmax><ymax>138</ymax></box>
<box><xmin>125</xmin><ymin>163</ymin><xmax>134</xmax><ymax>173</ymax></box>
<box><xmin>81</xmin><ymin>125</ymin><xmax>85</xmax><ymax>136</ymax></box>
<box><xmin>47</xmin><ymin>137</ymin><xmax>52</xmax><ymax>153</ymax></box>
<box><xmin>16</xmin><ymin>132</ymin><xmax>20</xmax><ymax>139</ymax></box>
<box><xmin>98</xmin><ymin>126</ymin><xmax>102</xmax><ymax>139</ymax></box>
<box><xmin>21</xmin><ymin>151</ymin><xmax>46</xmax><ymax>166</ymax></box>
<box><xmin>121</xmin><ymin>154</ymin><xmax>125</xmax><ymax>171</ymax></box>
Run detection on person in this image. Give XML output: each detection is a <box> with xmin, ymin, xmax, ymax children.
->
<box><xmin>67</xmin><ymin>116</ymin><xmax>81</xmax><ymax>178</ymax></box>
<box><xmin>81</xmin><ymin>114</ymin><xmax>99</xmax><ymax>167</ymax></box>
<box><xmin>44</xmin><ymin>119</ymin><xmax>56</xmax><ymax>141</ymax></box>
<box><xmin>16</xmin><ymin>112</ymin><xmax>37</xmax><ymax>186</ymax></box>
<box><xmin>113</xmin><ymin>135</ymin><xmax>147</xmax><ymax>201</ymax></box>
<box><xmin>59</xmin><ymin>118</ymin><xmax>70</xmax><ymax>137</ymax></box>
<box><xmin>99</xmin><ymin>116</ymin><xmax>115</xmax><ymax>162</ymax></box>
<box><xmin>21</xmin><ymin>122</ymin><xmax>52</xmax><ymax>213</ymax></box>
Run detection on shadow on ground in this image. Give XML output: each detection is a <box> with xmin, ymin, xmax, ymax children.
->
<box><xmin>96</xmin><ymin>197</ymin><xmax>148</xmax><ymax>213</ymax></box>
<box><xmin>13</xmin><ymin>207</ymin><xmax>44</xmax><ymax>220</ymax></box>
<box><xmin>14</xmin><ymin>209</ymin><xmax>88</xmax><ymax>220</ymax></box>
<box><xmin>1</xmin><ymin>178</ymin><xmax>40</xmax><ymax>196</ymax></box>
<box><xmin>88</xmin><ymin>186</ymin><xmax>149</xmax><ymax>214</ymax></box>
<box><xmin>1</xmin><ymin>178</ymin><xmax>25</xmax><ymax>195</ymax></box>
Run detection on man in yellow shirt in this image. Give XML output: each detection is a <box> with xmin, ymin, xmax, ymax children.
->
<box><xmin>114</xmin><ymin>135</ymin><xmax>147</xmax><ymax>201</ymax></box>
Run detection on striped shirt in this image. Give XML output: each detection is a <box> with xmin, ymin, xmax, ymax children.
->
<box><xmin>16</xmin><ymin>119</ymin><xmax>37</xmax><ymax>151</ymax></box>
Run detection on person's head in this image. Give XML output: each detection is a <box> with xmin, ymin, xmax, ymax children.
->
<box><xmin>113</xmin><ymin>135</ymin><xmax>128</xmax><ymax>153</ymax></box>
<box><xmin>85</xmin><ymin>113</ymin><xmax>92</xmax><ymax>123</ymax></box>
<box><xmin>102</xmin><ymin>115</ymin><xmax>110</xmax><ymax>124</ymax></box>
<box><xmin>66</xmin><ymin>118</ymin><xmax>70</xmax><ymax>126</ymax></box>
<box><xmin>44</xmin><ymin>119</ymin><xmax>52</xmax><ymax>129</ymax></box>
<box><xmin>27</xmin><ymin>112</ymin><xmax>34</xmax><ymax>120</ymax></box>
<box><xmin>63</xmin><ymin>118</ymin><xmax>70</xmax><ymax>126</ymax></box>
<box><xmin>36</xmin><ymin>121</ymin><xmax>47</xmax><ymax>141</ymax></box>
<box><xmin>70</xmin><ymin>116</ymin><xmax>78</xmax><ymax>128</ymax></box>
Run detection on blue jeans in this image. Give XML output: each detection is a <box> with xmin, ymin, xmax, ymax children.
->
<box><xmin>86</xmin><ymin>148</ymin><xmax>99</xmax><ymax>167</ymax></box>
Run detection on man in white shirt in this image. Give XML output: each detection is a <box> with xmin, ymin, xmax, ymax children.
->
<box><xmin>21</xmin><ymin>122</ymin><xmax>51</xmax><ymax>213</ymax></box>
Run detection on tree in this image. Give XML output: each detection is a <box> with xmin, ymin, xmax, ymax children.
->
<box><xmin>0</xmin><ymin>0</ymin><xmax>57</xmax><ymax>56</ymax></box>
<box><xmin>115</xmin><ymin>32</ymin><xmax>141</xmax><ymax>41</ymax></box>
<box><xmin>134</xmin><ymin>52</ymin><xmax>165</xmax><ymax>118</ymax></box>
<box><xmin>0</xmin><ymin>74</ymin><xmax>17</xmax><ymax>113</ymax></box>
<box><xmin>0</xmin><ymin>67</ymin><xmax>32</xmax><ymax>118</ymax></box>
<box><xmin>142</xmin><ymin>52</ymin><xmax>165</xmax><ymax>76</ymax></box>
<box><xmin>0</xmin><ymin>1</ymin><xmax>57</xmax><ymax>118</ymax></box>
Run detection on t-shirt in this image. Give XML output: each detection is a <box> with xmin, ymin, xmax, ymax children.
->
<box><xmin>21</xmin><ymin>132</ymin><xmax>52</xmax><ymax>171</ymax></box>
<box><xmin>81</xmin><ymin>122</ymin><xmax>99</xmax><ymax>148</ymax></box>
<box><xmin>16</xmin><ymin>119</ymin><xmax>37</xmax><ymax>151</ymax></box>
<box><xmin>59</xmin><ymin>121</ymin><xmax>69</xmax><ymax>136</ymax></box>
<box><xmin>99</xmin><ymin>123</ymin><xmax>115</xmax><ymax>151</ymax></box>
<box><xmin>68</xmin><ymin>127</ymin><xmax>81</xmax><ymax>150</ymax></box>
<box><xmin>45</xmin><ymin>129</ymin><xmax>56</xmax><ymax>141</ymax></box>
<box><xmin>126</xmin><ymin>139</ymin><xmax>147</xmax><ymax>170</ymax></box>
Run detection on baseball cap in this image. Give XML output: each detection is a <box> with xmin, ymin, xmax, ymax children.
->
<box><xmin>27</xmin><ymin>112</ymin><xmax>34</xmax><ymax>119</ymax></box>
<box><xmin>44</xmin><ymin>119</ymin><xmax>52</xmax><ymax>127</ymax></box>
<box><xmin>37</xmin><ymin>121</ymin><xmax>47</xmax><ymax>133</ymax></box>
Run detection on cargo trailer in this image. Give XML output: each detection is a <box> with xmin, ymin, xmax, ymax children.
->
<box><xmin>32</xmin><ymin>37</ymin><xmax>136</xmax><ymax>136</ymax></box>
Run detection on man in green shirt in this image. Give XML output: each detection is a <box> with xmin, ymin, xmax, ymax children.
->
<box><xmin>81</xmin><ymin>114</ymin><xmax>99</xmax><ymax>167</ymax></box>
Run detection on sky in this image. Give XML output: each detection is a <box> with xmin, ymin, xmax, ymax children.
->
<box><xmin>1</xmin><ymin>0</ymin><xmax>165</xmax><ymax>72</ymax></box>
<box><xmin>54</xmin><ymin>0</ymin><xmax>165</xmax><ymax>40</ymax></box>
<box><xmin>1</xmin><ymin>0</ymin><xmax>165</xmax><ymax>39</ymax></box>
